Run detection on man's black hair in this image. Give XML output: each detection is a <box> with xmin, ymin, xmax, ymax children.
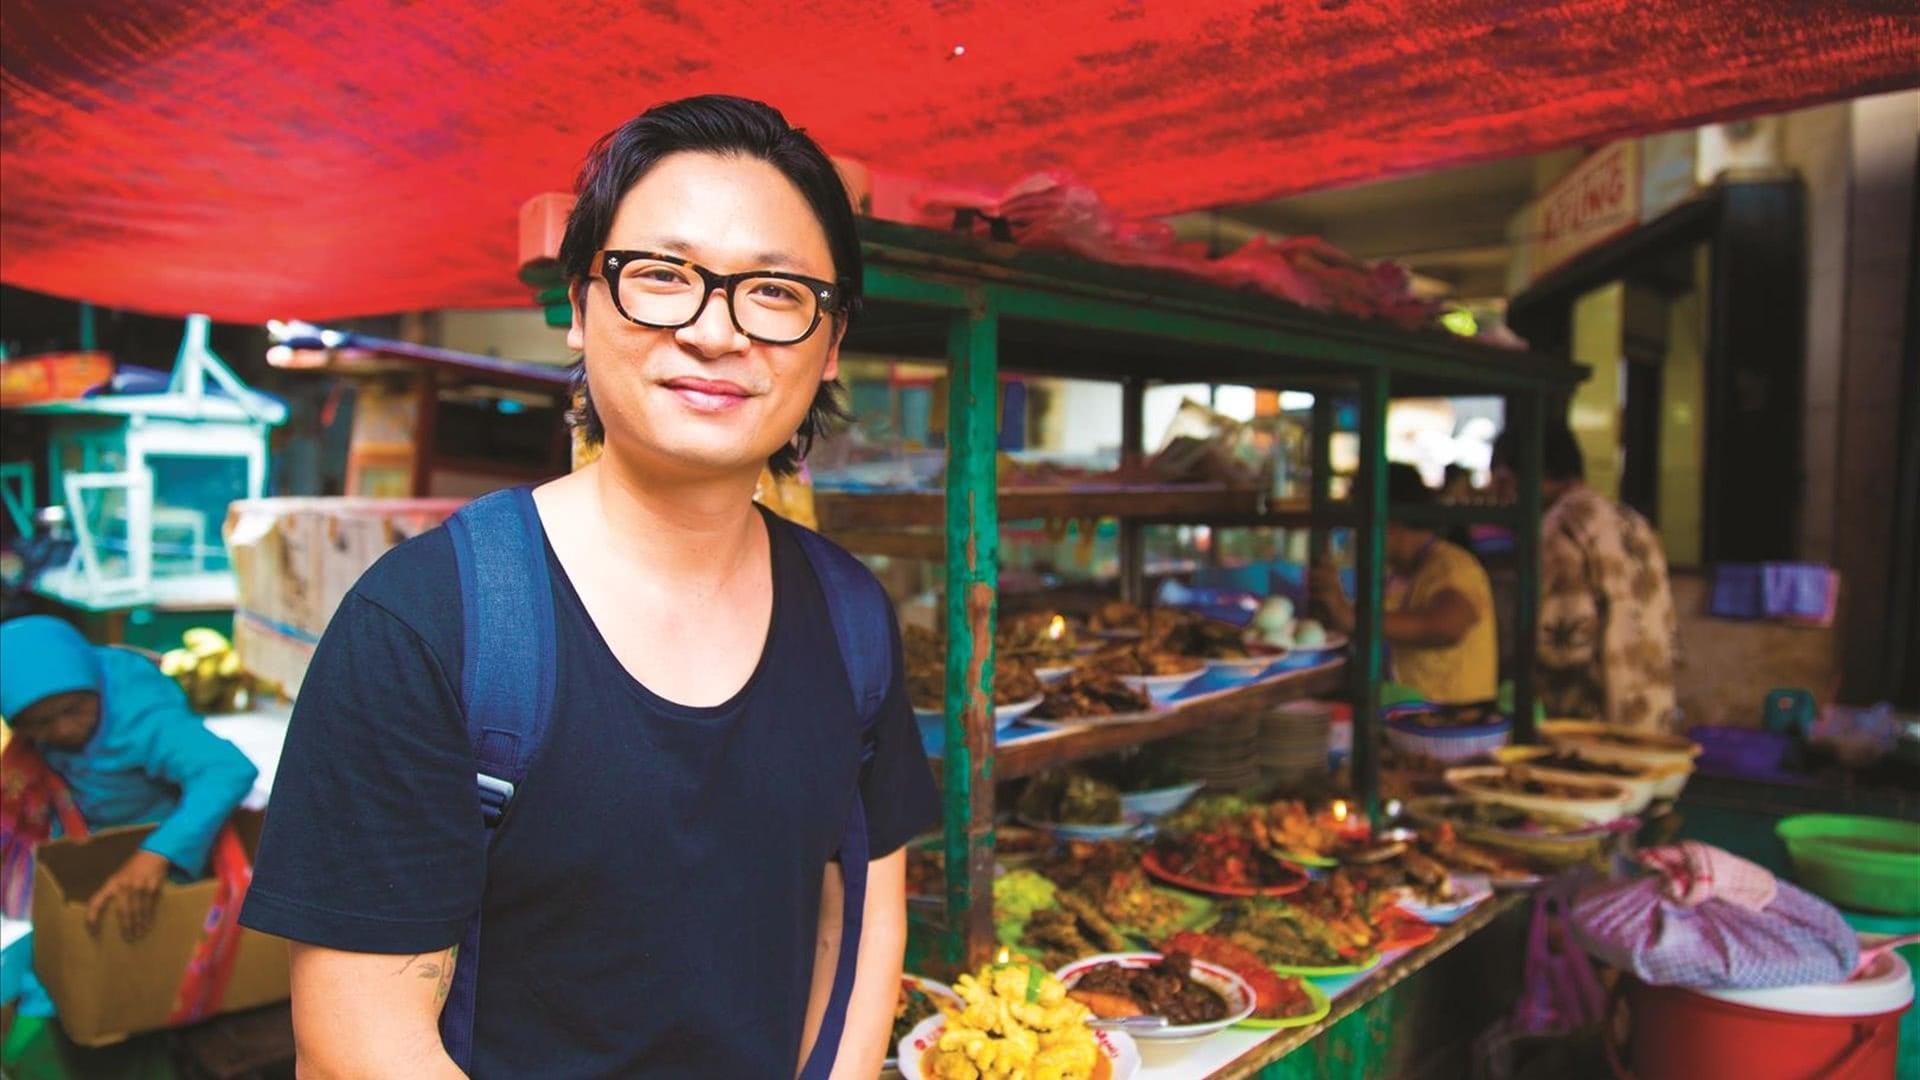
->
<box><xmin>1387</xmin><ymin>462</ymin><xmax>1434</xmax><ymax>506</ymax></box>
<box><xmin>560</xmin><ymin>94</ymin><xmax>859</xmax><ymax>476</ymax></box>
<box><xmin>1490</xmin><ymin>414</ymin><xmax>1586</xmax><ymax>483</ymax></box>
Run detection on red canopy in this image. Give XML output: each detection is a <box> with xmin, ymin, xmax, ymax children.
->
<box><xmin>3</xmin><ymin>1</ymin><xmax>1914</xmax><ymax>322</ymax></box>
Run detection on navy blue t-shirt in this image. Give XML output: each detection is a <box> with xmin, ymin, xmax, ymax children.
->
<box><xmin>241</xmin><ymin>507</ymin><xmax>939</xmax><ymax>1077</ymax></box>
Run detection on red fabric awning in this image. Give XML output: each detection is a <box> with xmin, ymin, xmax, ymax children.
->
<box><xmin>2</xmin><ymin>1</ymin><xmax>1915</xmax><ymax>322</ymax></box>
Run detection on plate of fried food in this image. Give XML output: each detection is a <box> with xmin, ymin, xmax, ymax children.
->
<box><xmin>1140</xmin><ymin>830</ymin><xmax>1309</xmax><ymax>898</ymax></box>
<box><xmin>1339</xmin><ymin>845</ymin><xmax>1490</xmax><ymax>924</ymax></box>
<box><xmin>1087</xmin><ymin>600</ymin><xmax>1150</xmax><ymax>640</ymax></box>
<box><xmin>1159</xmin><ymin>931</ymin><xmax>1331</xmax><ymax>1030</ymax></box>
<box><xmin>1000</xmin><ymin>611</ymin><xmax>1083</xmax><ymax>669</ymax></box>
<box><xmin>1087</xmin><ymin>645</ymin><xmax>1206</xmax><ymax>703</ymax></box>
<box><xmin>1029</xmin><ymin>668</ymin><xmax>1160</xmax><ymax>726</ymax></box>
<box><xmin>1036</xmin><ymin>841</ymin><xmax>1216</xmax><ymax>944</ymax></box>
<box><xmin>1202</xmin><ymin>899</ymin><xmax>1383</xmax><ymax>977</ymax></box>
<box><xmin>1405</xmin><ymin>815</ymin><xmax>1551</xmax><ymax>888</ymax></box>
<box><xmin>1057</xmin><ymin>951</ymin><xmax>1256</xmax><ymax>1041</ymax></box>
<box><xmin>910</xmin><ymin>662</ymin><xmax>1046</xmax><ymax>732</ymax></box>
<box><xmin>904</xmin><ymin>625</ymin><xmax>1049</xmax><ymax>730</ymax></box>
<box><xmin>1249</xmin><ymin>800</ymin><xmax>1347</xmax><ymax>869</ymax></box>
<box><xmin>1145</xmin><ymin>611</ymin><xmax>1289</xmax><ymax>682</ymax></box>
<box><xmin>887</xmin><ymin>975</ymin><xmax>962</xmax><ymax>1072</ymax></box>
<box><xmin>897</xmin><ymin>958</ymin><xmax>1140</xmax><ymax>1080</ymax></box>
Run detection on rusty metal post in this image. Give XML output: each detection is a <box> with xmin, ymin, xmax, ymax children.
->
<box><xmin>941</xmin><ymin>297</ymin><xmax>1000</xmax><ymax>970</ymax></box>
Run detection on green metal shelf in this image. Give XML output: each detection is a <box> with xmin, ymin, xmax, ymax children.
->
<box><xmin>840</xmin><ymin>217</ymin><xmax>1583</xmax><ymax>974</ymax></box>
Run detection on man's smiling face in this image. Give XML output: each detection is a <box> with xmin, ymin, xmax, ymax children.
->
<box><xmin>569</xmin><ymin>151</ymin><xmax>842</xmax><ymax>481</ymax></box>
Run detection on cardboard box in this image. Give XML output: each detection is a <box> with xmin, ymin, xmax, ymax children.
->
<box><xmin>225</xmin><ymin>497</ymin><xmax>463</xmax><ymax>696</ymax></box>
<box><xmin>31</xmin><ymin>813</ymin><xmax>289</xmax><ymax>1046</ymax></box>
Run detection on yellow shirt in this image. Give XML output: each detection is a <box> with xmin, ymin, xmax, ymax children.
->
<box><xmin>1386</xmin><ymin>539</ymin><xmax>1498</xmax><ymax>704</ymax></box>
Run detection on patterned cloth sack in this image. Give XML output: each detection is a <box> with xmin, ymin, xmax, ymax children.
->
<box><xmin>0</xmin><ymin>739</ymin><xmax>88</xmax><ymax>919</ymax></box>
<box><xmin>1570</xmin><ymin>841</ymin><xmax>1859</xmax><ymax>989</ymax></box>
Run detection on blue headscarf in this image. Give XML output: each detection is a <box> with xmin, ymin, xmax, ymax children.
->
<box><xmin>0</xmin><ymin>616</ymin><xmax>102</xmax><ymax>719</ymax></box>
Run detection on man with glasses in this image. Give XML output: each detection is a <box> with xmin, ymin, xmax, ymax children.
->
<box><xmin>241</xmin><ymin>96</ymin><xmax>938</xmax><ymax>1077</ymax></box>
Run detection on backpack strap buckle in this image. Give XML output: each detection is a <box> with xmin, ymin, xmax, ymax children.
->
<box><xmin>476</xmin><ymin>772</ymin><xmax>516</xmax><ymax>828</ymax></box>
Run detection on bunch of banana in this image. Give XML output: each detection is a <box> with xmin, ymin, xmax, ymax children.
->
<box><xmin>160</xmin><ymin>627</ymin><xmax>250</xmax><ymax>714</ymax></box>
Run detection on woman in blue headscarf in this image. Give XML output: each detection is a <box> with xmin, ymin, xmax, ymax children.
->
<box><xmin>1</xmin><ymin>615</ymin><xmax>257</xmax><ymax>1017</ymax></box>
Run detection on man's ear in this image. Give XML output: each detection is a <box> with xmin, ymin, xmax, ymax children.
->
<box><xmin>822</xmin><ymin>319</ymin><xmax>844</xmax><ymax>382</ymax></box>
<box><xmin>566</xmin><ymin>281</ymin><xmax>586</xmax><ymax>352</ymax></box>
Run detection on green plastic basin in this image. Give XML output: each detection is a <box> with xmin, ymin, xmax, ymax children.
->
<box><xmin>1776</xmin><ymin>814</ymin><xmax>1920</xmax><ymax>916</ymax></box>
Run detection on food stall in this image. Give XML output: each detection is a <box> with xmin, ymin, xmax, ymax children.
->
<box><xmin>827</xmin><ymin>218</ymin><xmax>1589</xmax><ymax>1077</ymax></box>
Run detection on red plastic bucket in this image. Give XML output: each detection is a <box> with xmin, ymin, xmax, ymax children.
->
<box><xmin>1621</xmin><ymin>952</ymin><xmax>1913</xmax><ymax>1080</ymax></box>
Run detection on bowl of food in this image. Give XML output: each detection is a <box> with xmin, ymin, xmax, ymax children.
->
<box><xmin>1385</xmin><ymin>700</ymin><xmax>1512</xmax><ymax>764</ymax></box>
<box><xmin>1538</xmin><ymin>721</ymin><xmax>1700</xmax><ymax>797</ymax></box>
<box><xmin>1083</xmin><ymin>754</ymin><xmax>1205</xmax><ymax>820</ymax></box>
<box><xmin>1444</xmin><ymin>765</ymin><xmax>1634</xmax><ymax>826</ymax></box>
<box><xmin>887</xmin><ymin>975</ymin><xmax>962</xmax><ymax>1071</ymax></box>
<box><xmin>1493</xmin><ymin>745</ymin><xmax>1673</xmax><ymax>813</ymax></box>
<box><xmin>1056</xmin><ymin>951</ymin><xmax>1256</xmax><ymax>1041</ymax></box>
<box><xmin>896</xmin><ymin>959</ymin><xmax>1141</xmax><ymax>1080</ymax></box>
<box><xmin>1017</xmin><ymin>771</ymin><xmax>1147</xmax><ymax>841</ymax></box>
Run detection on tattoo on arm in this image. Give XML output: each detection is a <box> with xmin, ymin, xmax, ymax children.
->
<box><xmin>392</xmin><ymin>946</ymin><xmax>459</xmax><ymax>1005</ymax></box>
<box><xmin>436</xmin><ymin>946</ymin><xmax>458</xmax><ymax>1005</ymax></box>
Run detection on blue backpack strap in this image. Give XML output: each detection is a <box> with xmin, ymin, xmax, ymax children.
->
<box><xmin>790</xmin><ymin>522</ymin><xmax>893</xmax><ymax>1080</ymax></box>
<box><xmin>791</xmin><ymin>523</ymin><xmax>892</xmax><ymax>747</ymax></box>
<box><xmin>437</xmin><ymin>484</ymin><xmax>557</xmax><ymax>1072</ymax></box>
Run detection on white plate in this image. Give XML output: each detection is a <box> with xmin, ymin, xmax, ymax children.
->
<box><xmin>1393</xmin><ymin>873</ymin><xmax>1494</xmax><ymax>924</ymax></box>
<box><xmin>1120</xmin><ymin>669</ymin><xmax>1206</xmax><ymax>703</ymax></box>
<box><xmin>1287</xmin><ymin>632</ymin><xmax>1349</xmax><ymax>655</ymax></box>
<box><xmin>1119</xmin><ymin>780</ymin><xmax>1206</xmax><ymax>819</ymax></box>
<box><xmin>885</xmin><ymin>976</ymin><xmax>963</xmax><ymax>1071</ymax></box>
<box><xmin>1019</xmin><ymin>813</ymin><xmax>1152</xmax><ymax>842</ymax></box>
<box><xmin>914</xmin><ymin>695</ymin><xmax>1047</xmax><ymax>733</ymax></box>
<box><xmin>1025</xmin><ymin>705</ymin><xmax>1165</xmax><ymax>730</ymax></box>
<box><xmin>1203</xmin><ymin>652</ymin><xmax>1287</xmax><ymax>681</ymax></box>
<box><xmin>1055</xmin><ymin>952</ymin><xmax>1257</xmax><ymax>1041</ymax></box>
<box><xmin>896</xmin><ymin>1013</ymin><xmax>1141</xmax><ymax>1080</ymax></box>
<box><xmin>1035</xmin><ymin>664</ymin><xmax>1076</xmax><ymax>684</ymax></box>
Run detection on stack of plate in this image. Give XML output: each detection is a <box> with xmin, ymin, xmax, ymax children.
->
<box><xmin>1259</xmin><ymin>700</ymin><xmax>1334</xmax><ymax>786</ymax></box>
<box><xmin>1167</xmin><ymin>714</ymin><xmax>1262</xmax><ymax>791</ymax></box>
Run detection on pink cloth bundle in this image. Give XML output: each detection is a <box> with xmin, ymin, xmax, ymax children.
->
<box><xmin>1572</xmin><ymin>842</ymin><xmax>1859</xmax><ymax>989</ymax></box>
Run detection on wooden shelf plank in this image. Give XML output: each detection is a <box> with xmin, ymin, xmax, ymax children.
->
<box><xmin>816</xmin><ymin>485</ymin><xmax>1301</xmax><ymax>530</ymax></box>
<box><xmin>929</xmin><ymin>658</ymin><xmax>1347</xmax><ymax>781</ymax></box>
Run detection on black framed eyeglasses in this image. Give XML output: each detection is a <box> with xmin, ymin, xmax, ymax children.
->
<box><xmin>590</xmin><ymin>249</ymin><xmax>843</xmax><ymax>345</ymax></box>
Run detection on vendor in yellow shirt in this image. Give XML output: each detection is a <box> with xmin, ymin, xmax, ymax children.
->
<box><xmin>1311</xmin><ymin>463</ymin><xmax>1498</xmax><ymax>704</ymax></box>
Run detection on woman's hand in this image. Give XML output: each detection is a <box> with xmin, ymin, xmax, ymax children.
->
<box><xmin>1309</xmin><ymin>560</ymin><xmax>1357</xmax><ymax>634</ymax></box>
<box><xmin>85</xmin><ymin>849</ymin><xmax>172</xmax><ymax>941</ymax></box>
